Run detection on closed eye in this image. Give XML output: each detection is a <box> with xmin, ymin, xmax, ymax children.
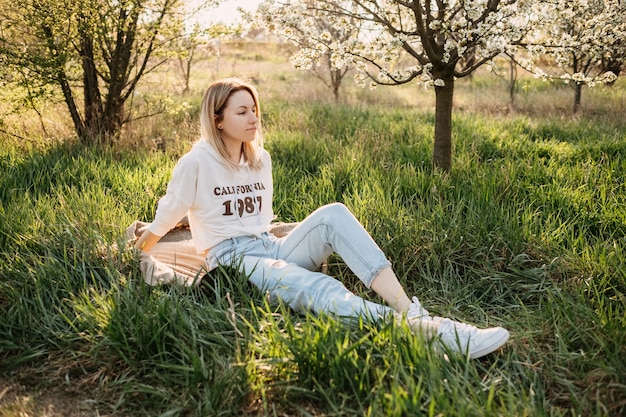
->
<box><xmin>238</xmin><ymin>106</ymin><xmax>256</xmax><ymax>115</ymax></box>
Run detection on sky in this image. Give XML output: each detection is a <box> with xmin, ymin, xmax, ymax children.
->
<box><xmin>192</xmin><ymin>0</ymin><xmax>263</xmax><ymax>25</ymax></box>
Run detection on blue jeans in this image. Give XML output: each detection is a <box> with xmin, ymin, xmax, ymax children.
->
<box><xmin>206</xmin><ymin>203</ymin><xmax>394</xmax><ymax>319</ymax></box>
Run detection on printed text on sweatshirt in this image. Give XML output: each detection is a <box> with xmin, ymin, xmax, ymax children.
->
<box><xmin>148</xmin><ymin>141</ymin><xmax>274</xmax><ymax>254</ymax></box>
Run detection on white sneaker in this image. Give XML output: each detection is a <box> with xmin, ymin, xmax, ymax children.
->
<box><xmin>403</xmin><ymin>298</ymin><xmax>509</xmax><ymax>359</ymax></box>
<box><xmin>433</xmin><ymin>317</ymin><xmax>510</xmax><ymax>359</ymax></box>
<box><xmin>407</xmin><ymin>297</ymin><xmax>430</xmax><ymax>319</ymax></box>
<box><xmin>403</xmin><ymin>297</ymin><xmax>437</xmax><ymax>337</ymax></box>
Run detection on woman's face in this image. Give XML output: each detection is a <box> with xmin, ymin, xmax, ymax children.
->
<box><xmin>217</xmin><ymin>89</ymin><xmax>258</xmax><ymax>148</ymax></box>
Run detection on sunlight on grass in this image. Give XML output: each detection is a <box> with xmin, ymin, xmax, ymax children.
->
<box><xmin>1</xmin><ymin>41</ymin><xmax>625</xmax><ymax>416</ymax></box>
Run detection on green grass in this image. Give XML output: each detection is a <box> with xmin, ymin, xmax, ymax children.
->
<box><xmin>1</xmin><ymin>97</ymin><xmax>625</xmax><ymax>416</ymax></box>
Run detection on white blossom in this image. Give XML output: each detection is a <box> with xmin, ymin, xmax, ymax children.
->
<box><xmin>253</xmin><ymin>0</ymin><xmax>624</xmax><ymax>95</ymax></box>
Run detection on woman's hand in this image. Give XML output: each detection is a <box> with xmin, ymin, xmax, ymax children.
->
<box><xmin>134</xmin><ymin>229</ymin><xmax>162</xmax><ymax>252</ymax></box>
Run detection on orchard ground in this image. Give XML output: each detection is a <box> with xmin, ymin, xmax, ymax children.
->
<box><xmin>1</xmin><ymin>41</ymin><xmax>624</xmax><ymax>416</ymax></box>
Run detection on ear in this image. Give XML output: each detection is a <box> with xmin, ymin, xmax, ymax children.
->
<box><xmin>214</xmin><ymin>114</ymin><xmax>222</xmax><ymax>130</ymax></box>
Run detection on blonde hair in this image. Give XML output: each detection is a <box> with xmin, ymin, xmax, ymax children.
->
<box><xmin>200</xmin><ymin>78</ymin><xmax>264</xmax><ymax>170</ymax></box>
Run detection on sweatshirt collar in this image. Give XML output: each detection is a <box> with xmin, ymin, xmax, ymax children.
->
<box><xmin>194</xmin><ymin>140</ymin><xmax>248</xmax><ymax>167</ymax></box>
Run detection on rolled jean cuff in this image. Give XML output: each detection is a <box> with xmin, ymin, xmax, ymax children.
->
<box><xmin>363</xmin><ymin>260</ymin><xmax>392</xmax><ymax>289</ymax></box>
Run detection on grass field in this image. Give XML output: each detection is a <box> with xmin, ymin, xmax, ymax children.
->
<box><xmin>1</xmin><ymin>41</ymin><xmax>625</xmax><ymax>416</ymax></box>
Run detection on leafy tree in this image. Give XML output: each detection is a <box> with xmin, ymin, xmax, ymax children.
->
<box><xmin>258</xmin><ymin>0</ymin><xmax>534</xmax><ymax>170</ymax></box>
<box><xmin>0</xmin><ymin>0</ymin><xmax>189</xmax><ymax>144</ymax></box>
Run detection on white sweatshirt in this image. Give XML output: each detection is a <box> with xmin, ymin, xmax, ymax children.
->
<box><xmin>148</xmin><ymin>140</ymin><xmax>274</xmax><ymax>254</ymax></box>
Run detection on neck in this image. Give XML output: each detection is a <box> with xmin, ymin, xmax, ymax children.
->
<box><xmin>227</xmin><ymin>143</ymin><xmax>243</xmax><ymax>165</ymax></box>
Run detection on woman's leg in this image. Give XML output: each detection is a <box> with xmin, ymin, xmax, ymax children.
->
<box><xmin>369</xmin><ymin>267</ymin><xmax>412</xmax><ymax>313</ymax></box>
<box><xmin>208</xmin><ymin>231</ymin><xmax>393</xmax><ymax>319</ymax></box>
<box><xmin>274</xmin><ymin>203</ymin><xmax>390</xmax><ymax>287</ymax></box>
<box><xmin>239</xmin><ymin>254</ymin><xmax>393</xmax><ymax>319</ymax></box>
<box><xmin>269</xmin><ymin>204</ymin><xmax>509</xmax><ymax>358</ymax></box>
<box><xmin>274</xmin><ymin>203</ymin><xmax>422</xmax><ymax>314</ymax></box>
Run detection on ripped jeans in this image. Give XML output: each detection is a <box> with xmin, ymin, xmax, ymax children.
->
<box><xmin>205</xmin><ymin>203</ymin><xmax>394</xmax><ymax>319</ymax></box>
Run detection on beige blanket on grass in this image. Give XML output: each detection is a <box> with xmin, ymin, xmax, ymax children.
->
<box><xmin>126</xmin><ymin>220</ymin><xmax>298</xmax><ymax>287</ymax></box>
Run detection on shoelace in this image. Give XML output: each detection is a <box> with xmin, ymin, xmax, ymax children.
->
<box><xmin>407</xmin><ymin>297</ymin><xmax>430</xmax><ymax>319</ymax></box>
<box><xmin>436</xmin><ymin>318</ymin><xmax>478</xmax><ymax>339</ymax></box>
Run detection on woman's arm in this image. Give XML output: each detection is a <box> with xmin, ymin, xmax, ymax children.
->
<box><xmin>134</xmin><ymin>229</ymin><xmax>162</xmax><ymax>253</ymax></box>
<box><xmin>141</xmin><ymin>152</ymin><xmax>198</xmax><ymax>250</ymax></box>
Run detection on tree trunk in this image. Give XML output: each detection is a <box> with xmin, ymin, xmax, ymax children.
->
<box><xmin>184</xmin><ymin>57</ymin><xmax>191</xmax><ymax>94</ymax></box>
<box><xmin>101</xmin><ymin>8</ymin><xmax>136</xmax><ymax>142</ymax></box>
<box><xmin>58</xmin><ymin>72</ymin><xmax>86</xmax><ymax>140</ymax></box>
<box><xmin>102</xmin><ymin>96</ymin><xmax>125</xmax><ymax>140</ymax></box>
<box><xmin>509</xmin><ymin>57</ymin><xmax>517</xmax><ymax>109</ymax></box>
<box><xmin>331</xmin><ymin>67</ymin><xmax>341</xmax><ymax>103</ymax></box>
<box><xmin>79</xmin><ymin>22</ymin><xmax>104</xmax><ymax>142</ymax></box>
<box><xmin>573</xmin><ymin>83</ymin><xmax>582</xmax><ymax>113</ymax></box>
<box><xmin>433</xmin><ymin>74</ymin><xmax>454</xmax><ymax>171</ymax></box>
<box><xmin>41</xmin><ymin>24</ymin><xmax>86</xmax><ymax>140</ymax></box>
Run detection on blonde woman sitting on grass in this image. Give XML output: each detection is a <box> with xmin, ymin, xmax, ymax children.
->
<box><xmin>135</xmin><ymin>77</ymin><xmax>510</xmax><ymax>359</ymax></box>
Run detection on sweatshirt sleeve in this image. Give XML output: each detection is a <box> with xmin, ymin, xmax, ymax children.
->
<box><xmin>148</xmin><ymin>155</ymin><xmax>199</xmax><ymax>237</ymax></box>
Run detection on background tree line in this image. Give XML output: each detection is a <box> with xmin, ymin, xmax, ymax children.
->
<box><xmin>1</xmin><ymin>0</ymin><xmax>624</xmax><ymax>170</ymax></box>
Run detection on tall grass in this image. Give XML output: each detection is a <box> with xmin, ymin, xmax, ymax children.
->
<box><xmin>2</xmin><ymin>37</ymin><xmax>625</xmax><ymax>414</ymax></box>
<box><xmin>1</xmin><ymin>95</ymin><xmax>624</xmax><ymax>416</ymax></box>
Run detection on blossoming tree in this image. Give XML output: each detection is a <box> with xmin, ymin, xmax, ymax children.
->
<box><xmin>258</xmin><ymin>0</ymin><xmax>361</xmax><ymax>102</ymax></box>
<box><xmin>258</xmin><ymin>0</ymin><xmax>534</xmax><ymax>170</ymax></box>
<box><xmin>521</xmin><ymin>0</ymin><xmax>625</xmax><ymax>112</ymax></box>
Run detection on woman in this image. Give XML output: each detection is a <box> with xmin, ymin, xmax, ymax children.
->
<box><xmin>135</xmin><ymin>78</ymin><xmax>509</xmax><ymax>359</ymax></box>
